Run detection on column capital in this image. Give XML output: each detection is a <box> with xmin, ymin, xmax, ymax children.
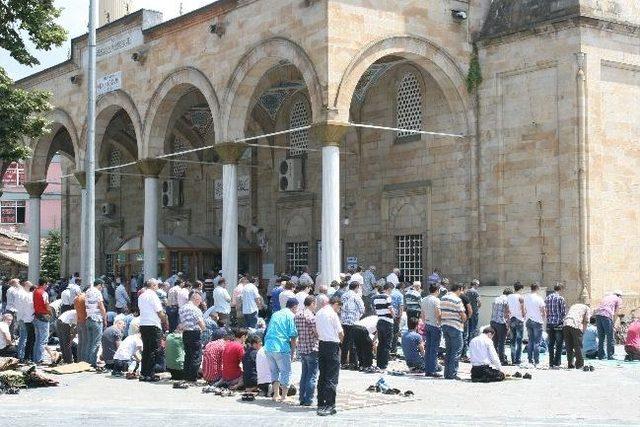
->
<box><xmin>137</xmin><ymin>158</ymin><xmax>167</xmax><ymax>177</ymax></box>
<box><xmin>24</xmin><ymin>181</ymin><xmax>48</xmax><ymax>198</ymax></box>
<box><xmin>74</xmin><ymin>171</ymin><xmax>87</xmax><ymax>189</ymax></box>
<box><xmin>311</xmin><ymin>121</ymin><xmax>350</xmax><ymax>147</ymax></box>
<box><xmin>214</xmin><ymin>142</ymin><xmax>248</xmax><ymax>165</ymax></box>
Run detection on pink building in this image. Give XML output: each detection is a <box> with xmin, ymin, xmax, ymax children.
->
<box><xmin>1</xmin><ymin>157</ymin><xmax>62</xmax><ymax>234</ymax></box>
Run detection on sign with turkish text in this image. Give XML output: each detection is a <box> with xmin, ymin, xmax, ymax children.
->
<box><xmin>97</xmin><ymin>71</ymin><xmax>122</xmax><ymax>96</ymax></box>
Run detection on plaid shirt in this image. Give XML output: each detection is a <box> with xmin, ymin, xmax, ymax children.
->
<box><xmin>545</xmin><ymin>292</ymin><xmax>566</xmax><ymax>326</ymax></box>
<box><xmin>179</xmin><ymin>302</ymin><xmax>204</xmax><ymax>331</ymax></box>
<box><xmin>491</xmin><ymin>295</ymin><xmax>509</xmax><ymax>324</ymax></box>
<box><xmin>294</xmin><ymin>308</ymin><xmax>319</xmax><ymax>355</ymax></box>
<box><xmin>340</xmin><ymin>290</ymin><xmax>365</xmax><ymax>325</ymax></box>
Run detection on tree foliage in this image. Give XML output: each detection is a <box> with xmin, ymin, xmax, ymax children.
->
<box><xmin>466</xmin><ymin>42</ymin><xmax>483</xmax><ymax>93</ymax></box>
<box><xmin>40</xmin><ymin>229</ymin><xmax>61</xmax><ymax>281</ymax></box>
<box><xmin>0</xmin><ymin>0</ymin><xmax>68</xmax><ymax>163</ymax></box>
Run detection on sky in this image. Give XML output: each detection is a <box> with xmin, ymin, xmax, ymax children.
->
<box><xmin>1</xmin><ymin>0</ymin><xmax>214</xmax><ymax>81</ymax></box>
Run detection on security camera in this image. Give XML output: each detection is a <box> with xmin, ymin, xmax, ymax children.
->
<box><xmin>451</xmin><ymin>10</ymin><xmax>467</xmax><ymax>20</ymax></box>
<box><xmin>70</xmin><ymin>74</ymin><xmax>83</xmax><ymax>85</ymax></box>
<box><xmin>131</xmin><ymin>50</ymin><xmax>147</xmax><ymax>64</ymax></box>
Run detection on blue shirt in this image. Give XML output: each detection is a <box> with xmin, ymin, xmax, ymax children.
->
<box><xmin>264</xmin><ymin>309</ymin><xmax>298</xmax><ymax>353</ymax></box>
<box><xmin>271</xmin><ymin>287</ymin><xmax>284</xmax><ymax>312</ymax></box>
<box><xmin>401</xmin><ymin>330</ymin><xmax>423</xmax><ymax>367</ymax></box>
<box><xmin>583</xmin><ymin>325</ymin><xmax>598</xmax><ymax>353</ymax></box>
<box><xmin>391</xmin><ymin>289</ymin><xmax>404</xmax><ymax>317</ymax></box>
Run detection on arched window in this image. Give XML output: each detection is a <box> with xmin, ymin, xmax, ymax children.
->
<box><xmin>288</xmin><ymin>99</ymin><xmax>310</xmax><ymax>157</ymax></box>
<box><xmin>171</xmin><ymin>137</ymin><xmax>187</xmax><ymax>178</ymax></box>
<box><xmin>396</xmin><ymin>72</ymin><xmax>423</xmax><ymax>138</ymax></box>
<box><xmin>108</xmin><ymin>149</ymin><xmax>121</xmax><ymax>189</ymax></box>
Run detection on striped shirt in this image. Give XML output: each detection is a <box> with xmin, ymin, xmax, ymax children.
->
<box><xmin>441</xmin><ymin>293</ymin><xmax>465</xmax><ymax>331</ymax></box>
<box><xmin>179</xmin><ymin>302</ymin><xmax>204</xmax><ymax>331</ymax></box>
<box><xmin>373</xmin><ymin>293</ymin><xmax>393</xmax><ymax>323</ymax></box>
<box><xmin>491</xmin><ymin>295</ymin><xmax>509</xmax><ymax>325</ymax></box>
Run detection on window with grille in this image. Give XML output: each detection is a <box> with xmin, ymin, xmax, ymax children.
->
<box><xmin>395</xmin><ymin>234</ymin><xmax>423</xmax><ymax>283</ymax></box>
<box><xmin>171</xmin><ymin>137</ymin><xmax>187</xmax><ymax>178</ymax></box>
<box><xmin>286</xmin><ymin>241</ymin><xmax>309</xmax><ymax>274</ymax></box>
<box><xmin>288</xmin><ymin>99</ymin><xmax>310</xmax><ymax>157</ymax></box>
<box><xmin>396</xmin><ymin>72</ymin><xmax>423</xmax><ymax>138</ymax></box>
<box><xmin>0</xmin><ymin>201</ymin><xmax>26</xmax><ymax>224</ymax></box>
<box><xmin>108</xmin><ymin>149</ymin><xmax>121</xmax><ymax>189</ymax></box>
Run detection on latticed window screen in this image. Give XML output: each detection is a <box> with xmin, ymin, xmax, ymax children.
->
<box><xmin>396</xmin><ymin>73</ymin><xmax>423</xmax><ymax>138</ymax></box>
<box><xmin>105</xmin><ymin>253</ymin><xmax>114</xmax><ymax>275</ymax></box>
<box><xmin>288</xmin><ymin>99</ymin><xmax>310</xmax><ymax>157</ymax></box>
<box><xmin>286</xmin><ymin>241</ymin><xmax>309</xmax><ymax>274</ymax></box>
<box><xmin>395</xmin><ymin>234</ymin><xmax>423</xmax><ymax>283</ymax></box>
<box><xmin>108</xmin><ymin>149</ymin><xmax>121</xmax><ymax>189</ymax></box>
<box><xmin>171</xmin><ymin>137</ymin><xmax>187</xmax><ymax>178</ymax></box>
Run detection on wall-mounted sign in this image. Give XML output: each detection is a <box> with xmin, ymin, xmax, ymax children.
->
<box><xmin>97</xmin><ymin>71</ymin><xmax>122</xmax><ymax>96</ymax></box>
<box><xmin>214</xmin><ymin>175</ymin><xmax>251</xmax><ymax>200</ymax></box>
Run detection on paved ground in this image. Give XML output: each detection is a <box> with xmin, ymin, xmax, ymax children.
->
<box><xmin>2</xmin><ymin>351</ymin><xmax>640</xmax><ymax>426</ymax></box>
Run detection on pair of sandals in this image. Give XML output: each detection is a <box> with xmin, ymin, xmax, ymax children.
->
<box><xmin>582</xmin><ymin>365</ymin><xmax>595</xmax><ymax>371</ymax></box>
<box><xmin>173</xmin><ymin>381</ymin><xmax>190</xmax><ymax>389</ymax></box>
<box><xmin>201</xmin><ymin>386</ymin><xmax>235</xmax><ymax>396</ymax></box>
<box><xmin>241</xmin><ymin>393</ymin><xmax>256</xmax><ymax>401</ymax></box>
<box><xmin>512</xmin><ymin>372</ymin><xmax>532</xmax><ymax>379</ymax></box>
<box><xmin>366</xmin><ymin>385</ymin><xmax>414</xmax><ymax>397</ymax></box>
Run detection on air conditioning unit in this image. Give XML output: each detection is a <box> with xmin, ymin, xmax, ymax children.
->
<box><xmin>162</xmin><ymin>179</ymin><xmax>183</xmax><ymax>208</ymax></box>
<box><xmin>101</xmin><ymin>203</ymin><xmax>115</xmax><ymax>217</ymax></box>
<box><xmin>278</xmin><ymin>158</ymin><xmax>303</xmax><ymax>192</ymax></box>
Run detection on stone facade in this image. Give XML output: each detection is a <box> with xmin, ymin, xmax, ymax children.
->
<box><xmin>13</xmin><ymin>0</ymin><xmax>640</xmax><ymax>307</ymax></box>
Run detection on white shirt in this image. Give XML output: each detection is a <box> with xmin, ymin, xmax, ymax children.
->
<box><xmin>315</xmin><ymin>305</ymin><xmax>343</xmax><ymax>343</ymax></box>
<box><xmin>138</xmin><ymin>289</ymin><xmax>163</xmax><ymax>329</ymax></box>
<box><xmin>469</xmin><ymin>333</ymin><xmax>502</xmax><ymax>369</ymax></box>
<box><xmin>355</xmin><ymin>315</ymin><xmax>378</xmax><ymax>340</ymax></box>
<box><xmin>212</xmin><ymin>286</ymin><xmax>231</xmax><ymax>314</ymax></box>
<box><xmin>0</xmin><ymin>322</ymin><xmax>10</xmax><ymax>349</ymax></box>
<box><xmin>128</xmin><ymin>317</ymin><xmax>140</xmax><ymax>336</ymax></box>
<box><xmin>241</xmin><ymin>283</ymin><xmax>261</xmax><ymax>314</ymax></box>
<box><xmin>295</xmin><ymin>291</ymin><xmax>308</xmax><ymax>308</ymax></box>
<box><xmin>5</xmin><ymin>286</ymin><xmax>19</xmax><ymax>312</ymax></box>
<box><xmin>115</xmin><ymin>284</ymin><xmax>130</xmax><ymax>309</ymax></box>
<box><xmin>177</xmin><ymin>287</ymin><xmax>190</xmax><ymax>308</ymax></box>
<box><xmin>524</xmin><ymin>292</ymin><xmax>545</xmax><ymax>324</ymax></box>
<box><xmin>279</xmin><ymin>289</ymin><xmax>295</xmax><ymax>309</ymax></box>
<box><xmin>256</xmin><ymin>347</ymin><xmax>272</xmax><ymax>384</ymax></box>
<box><xmin>61</xmin><ymin>289</ymin><xmax>73</xmax><ymax>305</ymax></box>
<box><xmin>58</xmin><ymin>309</ymin><xmax>78</xmax><ymax>325</ymax></box>
<box><xmin>386</xmin><ymin>273</ymin><xmax>399</xmax><ymax>286</ymax></box>
<box><xmin>350</xmin><ymin>272</ymin><xmax>364</xmax><ymax>285</ymax></box>
<box><xmin>113</xmin><ymin>334</ymin><xmax>142</xmax><ymax>361</ymax></box>
<box><xmin>85</xmin><ymin>287</ymin><xmax>104</xmax><ymax>322</ymax></box>
<box><xmin>15</xmin><ymin>288</ymin><xmax>34</xmax><ymax>323</ymax></box>
<box><xmin>507</xmin><ymin>293</ymin><xmax>525</xmax><ymax>321</ymax></box>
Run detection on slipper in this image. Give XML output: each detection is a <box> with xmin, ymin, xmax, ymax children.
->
<box><xmin>388</xmin><ymin>370</ymin><xmax>405</xmax><ymax>376</ymax></box>
<box><xmin>403</xmin><ymin>390</ymin><xmax>414</xmax><ymax>397</ymax></box>
<box><xmin>173</xmin><ymin>381</ymin><xmax>189</xmax><ymax>389</ymax></box>
<box><xmin>589</xmin><ymin>366</ymin><xmax>595</xmax><ymax>371</ymax></box>
<box><xmin>513</xmin><ymin>372</ymin><xmax>522</xmax><ymax>378</ymax></box>
<box><xmin>583</xmin><ymin>366</ymin><xmax>590</xmax><ymax>372</ymax></box>
<box><xmin>5</xmin><ymin>387</ymin><xmax>20</xmax><ymax>395</ymax></box>
<box><xmin>202</xmin><ymin>386</ymin><xmax>216</xmax><ymax>394</ymax></box>
<box><xmin>366</xmin><ymin>385</ymin><xmax>377</xmax><ymax>392</ymax></box>
<box><xmin>522</xmin><ymin>373</ymin><xmax>532</xmax><ymax>380</ymax></box>
<box><xmin>241</xmin><ymin>393</ymin><xmax>256</xmax><ymax>401</ymax></box>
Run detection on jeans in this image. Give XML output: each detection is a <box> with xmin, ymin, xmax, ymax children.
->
<box><xmin>595</xmin><ymin>315</ymin><xmax>615</xmax><ymax>358</ymax></box>
<box><xmin>140</xmin><ymin>325</ymin><xmax>161</xmax><ymax>377</ymax></box>
<box><xmin>468</xmin><ymin>313</ymin><xmax>479</xmax><ymax>341</ymax></box>
<box><xmin>442</xmin><ymin>325</ymin><xmax>463</xmax><ymax>379</ymax></box>
<box><xmin>340</xmin><ymin>324</ymin><xmax>358</xmax><ymax>365</ymax></box>
<box><xmin>243</xmin><ymin>312</ymin><xmax>258</xmax><ymax>329</ymax></box>
<box><xmin>461</xmin><ymin>321</ymin><xmax>470</xmax><ymax>357</ymax></box>
<box><xmin>77</xmin><ymin>322</ymin><xmax>88</xmax><ymax>362</ymax></box>
<box><xmin>509</xmin><ymin>317</ymin><xmax>524</xmax><ymax>364</ymax></box>
<box><xmin>266</xmin><ymin>351</ymin><xmax>292</xmax><ymax>386</ymax></box>
<box><xmin>299</xmin><ymin>351</ymin><xmax>319</xmax><ymax>405</ymax></box>
<box><xmin>33</xmin><ymin>317</ymin><xmax>50</xmax><ymax>363</ymax></box>
<box><xmin>86</xmin><ymin>318</ymin><xmax>103</xmax><ymax>366</ymax></box>
<box><xmin>17</xmin><ymin>320</ymin><xmax>35</xmax><ymax>361</ymax></box>
<box><xmin>182</xmin><ymin>330</ymin><xmax>202</xmax><ymax>381</ymax></box>
<box><xmin>166</xmin><ymin>306</ymin><xmax>179</xmax><ymax>333</ymax></box>
<box><xmin>526</xmin><ymin>319</ymin><xmax>543</xmax><ymax>364</ymax></box>
<box><xmin>563</xmin><ymin>326</ymin><xmax>584</xmax><ymax>368</ymax></box>
<box><xmin>423</xmin><ymin>324</ymin><xmax>441</xmax><ymax>374</ymax></box>
<box><xmin>490</xmin><ymin>321</ymin><xmax>508</xmax><ymax>363</ymax></box>
<box><xmin>376</xmin><ymin>319</ymin><xmax>393</xmax><ymax>369</ymax></box>
<box><xmin>317</xmin><ymin>341</ymin><xmax>340</xmax><ymax>409</ymax></box>
<box><xmin>547</xmin><ymin>324</ymin><xmax>564</xmax><ymax>367</ymax></box>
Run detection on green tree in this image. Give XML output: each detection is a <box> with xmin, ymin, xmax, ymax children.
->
<box><xmin>40</xmin><ymin>229</ymin><xmax>61</xmax><ymax>281</ymax></box>
<box><xmin>0</xmin><ymin>0</ymin><xmax>68</xmax><ymax>163</ymax></box>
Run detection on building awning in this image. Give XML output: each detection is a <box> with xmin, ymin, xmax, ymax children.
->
<box><xmin>0</xmin><ymin>250</ymin><xmax>29</xmax><ymax>267</ymax></box>
<box><xmin>115</xmin><ymin>233</ymin><xmax>258</xmax><ymax>253</ymax></box>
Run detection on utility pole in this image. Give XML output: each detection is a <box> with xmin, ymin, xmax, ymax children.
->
<box><xmin>84</xmin><ymin>0</ymin><xmax>98</xmax><ymax>288</ymax></box>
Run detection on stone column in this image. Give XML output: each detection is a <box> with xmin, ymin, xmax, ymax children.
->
<box><xmin>311</xmin><ymin>121</ymin><xmax>350</xmax><ymax>286</ymax></box>
<box><xmin>214</xmin><ymin>142</ymin><xmax>248</xmax><ymax>293</ymax></box>
<box><xmin>73</xmin><ymin>171</ymin><xmax>87</xmax><ymax>282</ymax></box>
<box><xmin>138</xmin><ymin>159</ymin><xmax>166</xmax><ymax>281</ymax></box>
<box><xmin>24</xmin><ymin>181</ymin><xmax>48</xmax><ymax>283</ymax></box>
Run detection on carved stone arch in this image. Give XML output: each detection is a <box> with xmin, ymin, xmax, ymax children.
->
<box><xmin>392</xmin><ymin>201</ymin><xmax>426</xmax><ymax>231</ymax></box>
<box><xmin>284</xmin><ymin>214</ymin><xmax>308</xmax><ymax>241</ymax></box>
<box><xmin>221</xmin><ymin>37</ymin><xmax>324</xmax><ymax>141</ymax></box>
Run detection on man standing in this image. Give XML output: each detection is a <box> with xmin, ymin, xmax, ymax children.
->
<box><xmin>231</xmin><ymin>278</ymin><xmax>246</xmax><ymax>326</ymax></box>
<box><xmin>490</xmin><ymin>288</ymin><xmax>511</xmax><ymax>364</ymax></box>
<box><xmin>299</xmin><ymin>267</ymin><xmax>314</xmax><ymax>288</ymax></box>
<box><xmin>295</xmin><ymin>295</ymin><xmax>319</xmax><ymax>406</ymax></box>
<box><xmin>74</xmin><ymin>288</ymin><xmax>87</xmax><ymax>362</ymax></box>
<box><xmin>404</xmin><ymin>281</ymin><xmax>422</xmax><ymax>320</ymax></box>
<box><xmin>362</xmin><ymin>266</ymin><xmax>376</xmax><ymax>315</ymax></box>
<box><xmin>524</xmin><ymin>283</ymin><xmax>546</xmax><ymax>367</ymax></box>
<box><xmin>594</xmin><ymin>291</ymin><xmax>623</xmax><ymax>360</ymax></box>
<box><xmin>115</xmin><ymin>279</ymin><xmax>130</xmax><ymax>314</ymax></box>
<box><xmin>386</xmin><ymin>268</ymin><xmax>400</xmax><ymax>287</ymax></box>
<box><xmin>5</xmin><ymin>279</ymin><xmax>20</xmax><ymax>337</ymax></box>
<box><xmin>563</xmin><ymin>302</ymin><xmax>591</xmax><ymax>369</ymax></box>
<box><xmin>421</xmin><ymin>283</ymin><xmax>442</xmax><ymax>377</ymax></box>
<box><xmin>166</xmin><ymin>280</ymin><xmax>181</xmax><ymax>332</ymax></box>
<box><xmin>469</xmin><ymin>326</ymin><xmax>505</xmax><ymax>383</ymax></box>
<box><xmin>32</xmin><ymin>279</ymin><xmax>51</xmax><ymax>364</ymax></box>
<box><xmin>138</xmin><ymin>279</ymin><xmax>167</xmax><ymax>382</ymax></box>
<box><xmin>242</xmin><ymin>278</ymin><xmax>263</xmax><ymax>328</ymax></box>
<box><xmin>427</xmin><ymin>268</ymin><xmax>442</xmax><ymax>287</ymax></box>
<box><xmin>545</xmin><ymin>283</ymin><xmax>567</xmax><ymax>368</ymax></box>
<box><xmin>264</xmin><ymin>298</ymin><xmax>298</xmax><ymax>401</ymax></box>
<box><xmin>340</xmin><ymin>282</ymin><xmax>365</xmax><ymax>368</ymax></box>
<box><xmin>179</xmin><ymin>290</ymin><xmax>205</xmax><ymax>382</ymax></box>
<box><xmin>203</xmin><ymin>274</ymin><xmax>215</xmax><ymax>308</ymax></box>
<box><xmin>315</xmin><ymin>296</ymin><xmax>343</xmax><ymax>417</ymax></box>
<box><xmin>466</xmin><ymin>279</ymin><xmax>481</xmax><ymax>340</ymax></box>
<box><xmin>15</xmin><ymin>281</ymin><xmax>35</xmax><ymax>362</ymax></box>
<box><xmin>212</xmin><ymin>278</ymin><xmax>231</xmax><ymax>326</ymax></box>
<box><xmin>459</xmin><ymin>283</ymin><xmax>473</xmax><ymax>360</ymax></box>
<box><xmin>390</xmin><ymin>283</ymin><xmax>404</xmax><ymax>355</ymax></box>
<box><xmin>85</xmin><ymin>280</ymin><xmax>107</xmax><ymax>367</ymax></box>
<box><xmin>440</xmin><ymin>283</ymin><xmax>467</xmax><ymax>380</ymax></box>
<box><xmin>278</xmin><ymin>281</ymin><xmax>296</xmax><ymax>310</ymax></box>
<box><xmin>507</xmin><ymin>282</ymin><xmax>526</xmax><ymax>365</ymax></box>
<box><xmin>373</xmin><ymin>282</ymin><xmax>395</xmax><ymax>370</ymax></box>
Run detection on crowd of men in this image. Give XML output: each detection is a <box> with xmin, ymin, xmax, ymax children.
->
<box><xmin>0</xmin><ymin>267</ymin><xmax>639</xmax><ymax>416</ymax></box>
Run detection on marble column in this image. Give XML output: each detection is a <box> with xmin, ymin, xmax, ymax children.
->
<box><xmin>73</xmin><ymin>171</ymin><xmax>87</xmax><ymax>283</ymax></box>
<box><xmin>24</xmin><ymin>181</ymin><xmax>48</xmax><ymax>283</ymax></box>
<box><xmin>311</xmin><ymin>122</ymin><xmax>350</xmax><ymax>286</ymax></box>
<box><xmin>214</xmin><ymin>142</ymin><xmax>248</xmax><ymax>294</ymax></box>
<box><xmin>138</xmin><ymin>159</ymin><xmax>166</xmax><ymax>281</ymax></box>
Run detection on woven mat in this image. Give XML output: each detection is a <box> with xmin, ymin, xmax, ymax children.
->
<box><xmin>44</xmin><ymin>362</ymin><xmax>93</xmax><ymax>375</ymax></box>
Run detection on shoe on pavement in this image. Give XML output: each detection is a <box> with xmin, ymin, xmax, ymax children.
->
<box><xmin>522</xmin><ymin>373</ymin><xmax>532</xmax><ymax>380</ymax></box>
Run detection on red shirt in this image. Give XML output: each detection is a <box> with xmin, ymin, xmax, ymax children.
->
<box><xmin>222</xmin><ymin>341</ymin><xmax>245</xmax><ymax>380</ymax></box>
<box><xmin>626</xmin><ymin>321</ymin><xmax>640</xmax><ymax>348</ymax></box>
<box><xmin>33</xmin><ymin>287</ymin><xmax>49</xmax><ymax>315</ymax></box>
